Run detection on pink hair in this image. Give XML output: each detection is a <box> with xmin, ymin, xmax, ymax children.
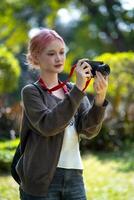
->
<box><xmin>27</xmin><ymin>28</ymin><xmax>65</xmax><ymax>68</ymax></box>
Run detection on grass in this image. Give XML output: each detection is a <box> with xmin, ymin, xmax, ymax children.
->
<box><xmin>0</xmin><ymin>143</ymin><xmax>134</xmax><ymax>200</ymax></box>
<box><xmin>83</xmin><ymin>145</ymin><xmax>134</xmax><ymax>200</ymax></box>
<box><xmin>0</xmin><ymin>174</ymin><xmax>19</xmax><ymax>200</ymax></box>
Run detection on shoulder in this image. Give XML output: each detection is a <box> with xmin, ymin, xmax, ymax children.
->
<box><xmin>66</xmin><ymin>81</ymin><xmax>75</xmax><ymax>90</ymax></box>
<box><xmin>21</xmin><ymin>83</ymin><xmax>38</xmax><ymax>97</ymax></box>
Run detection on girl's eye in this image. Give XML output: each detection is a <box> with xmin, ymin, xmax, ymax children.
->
<box><xmin>60</xmin><ymin>52</ymin><xmax>65</xmax><ymax>55</ymax></box>
<box><xmin>48</xmin><ymin>53</ymin><xmax>54</xmax><ymax>56</ymax></box>
<box><xmin>47</xmin><ymin>51</ymin><xmax>65</xmax><ymax>56</ymax></box>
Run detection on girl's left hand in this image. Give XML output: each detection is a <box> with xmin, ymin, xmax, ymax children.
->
<box><xmin>93</xmin><ymin>71</ymin><xmax>108</xmax><ymax>106</ymax></box>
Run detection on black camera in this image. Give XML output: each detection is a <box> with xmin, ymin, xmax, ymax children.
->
<box><xmin>77</xmin><ymin>60</ymin><xmax>110</xmax><ymax>77</ymax></box>
<box><xmin>86</xmin><ymin>61</ymin><xmax>110</xmax><ymax>77</ymax></box>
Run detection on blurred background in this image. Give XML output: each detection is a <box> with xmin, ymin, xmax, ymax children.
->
<box><xmin>0</xmin><ymin>0</ymin><xmax>134</xmax><ymax>199</ymax></box>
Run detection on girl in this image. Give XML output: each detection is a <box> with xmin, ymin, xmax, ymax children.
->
<box><xmin>17</xmin><ymin>28</ymin><xmax>108</xmax><ymax>200</ymax></box>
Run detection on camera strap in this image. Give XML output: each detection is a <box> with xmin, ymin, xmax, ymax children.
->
<box><xmin>38</xmin><ymin>64</ymin><xmax>91</xmax><ymax>93</ymax></box>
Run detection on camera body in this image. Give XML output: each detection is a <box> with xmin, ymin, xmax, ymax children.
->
<box><xmin>86</xmin><ymin>61</ymin><xmax>110</xmax><ymax>77</ymax></box>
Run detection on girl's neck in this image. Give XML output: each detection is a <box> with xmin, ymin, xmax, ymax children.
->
<box><xmin>40</xmin><ymin>70</ymin><xmax>59</xmax><ymax>89</ymax></box>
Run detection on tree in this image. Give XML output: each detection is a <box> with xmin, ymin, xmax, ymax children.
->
<box><xmin>1</xmin><ymin>0</ymin><xmax>134</xmax><ymax>55</ymax></box>
<box><xmin>0</xmin><ymin>0</ymin><xmax>68</xmax><ymax>53</ymax></box>
<box><xmin>0</xmin><ymin>45</ymin><xmax>21</xmax><ymax>95</ymax></box>
<box><xmin>78</xmin><ymin>0</ymin><xmax>134</xmax><ymax>52</ymax></box>
<box><xmin>95</xmin><ymin>52</ymin><xmax>134</xmax><ymax>114</ymax></box>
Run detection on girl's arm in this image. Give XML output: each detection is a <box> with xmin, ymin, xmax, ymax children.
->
<box><xmin>76</xmin><ymin>95</ymin><xmax>108</xmax><ymax>139</ymax></box>
<box><xmin>21</xmin><ymin>84</ymin><xmax>85</xmax><ymax>137</ymax></box>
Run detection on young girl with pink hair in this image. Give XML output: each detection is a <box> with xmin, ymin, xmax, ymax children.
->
<box><xmin>17</xmin><ymin>28</ymin><xmax>108</xmax><ymax>200</ymax></box>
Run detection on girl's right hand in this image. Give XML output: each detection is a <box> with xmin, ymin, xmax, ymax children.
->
<box><xmin>75</xmin><ymin>58</ymin><xmax>93</xmax><ymax>91</ymax></box>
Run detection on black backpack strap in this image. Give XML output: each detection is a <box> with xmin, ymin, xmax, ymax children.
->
<box><xmin>31</xmin><ymin>82</ymin><xmax>45</xmax><ymax>103</ymax></box>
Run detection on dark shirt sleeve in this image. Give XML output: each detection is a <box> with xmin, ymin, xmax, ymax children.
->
<box><xmin>21</xmin><ymin>84</ymin><xmax>85</xmax><ymax>137</ymax></box>
<box><xmin>76</xmin><ymin>95</ymin><xmax>108</xmax><ymax>140</ymax></box>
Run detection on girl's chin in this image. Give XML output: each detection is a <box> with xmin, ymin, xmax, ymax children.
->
<box><xmin>42</xmin><ymin>66</ymin><xmax>64</xmax><ymax>73</ymax></box>
<box><xmin>53</xmin><ymin>67</ymin><xmax>64</xmax><ymax>73</ymax></box>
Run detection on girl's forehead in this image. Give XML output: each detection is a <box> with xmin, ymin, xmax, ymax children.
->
<box><xmin>45</xmin><ymin>39</ymin><xmax>65</xmax><ymax>51</ymax></box>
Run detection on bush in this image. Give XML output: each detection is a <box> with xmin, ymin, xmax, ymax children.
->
<box><xmin>0</xmin><ymin>139</ymin><xmax>19</xmax><ymax>172</ymax></box>
<box><xmin>80</xmin><ymin>52</ymin><xmax>134</xmax><ymax>152</ymax></box>
<box><xmin>0</xmin><ymin>45</ymin><xmax>21</xmax><ymax>94</ymax></box>
<box><xmin>80</xmin><ymin>119</ymin><xmax>134</xmax><ymax>152</ymax></box>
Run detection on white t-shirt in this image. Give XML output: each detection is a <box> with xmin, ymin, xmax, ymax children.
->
<box><xmin>57</xmin><ymin>117</ymin><xmax>83</xmax><ymax>169</ymax></box>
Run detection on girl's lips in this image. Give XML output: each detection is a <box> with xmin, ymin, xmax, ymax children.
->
<box><xmin>54</xmin><ymin>64</ymin><xmax>63</xmax><ymax>68</ymax></box>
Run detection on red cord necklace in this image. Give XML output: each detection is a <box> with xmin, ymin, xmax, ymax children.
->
<box><xmin>38</xmin><ymin>64</ymin><xmax>91</xmax><ymax>93</ymax></box>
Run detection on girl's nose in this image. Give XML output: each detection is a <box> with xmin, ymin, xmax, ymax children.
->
<box><xmin>55</xmin><ymin>54</ymin><xmax>61</xmax><ymax>62</ymax></box>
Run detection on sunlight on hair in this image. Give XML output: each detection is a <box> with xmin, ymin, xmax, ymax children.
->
<box><xmin>28</xmin><ymin>28</ymin><xmax>42</xmax><ymax>38</ymax></box>
<box><xmin>65</xmin><ymin>45</ymin><xmax>69</xmax><ymax>54</ymax></box>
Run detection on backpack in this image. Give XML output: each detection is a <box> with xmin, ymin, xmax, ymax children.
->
<box><xmin>11</xmin><ymin>82</ymin><xmax>73</xmax><ymax>184</ymax></box>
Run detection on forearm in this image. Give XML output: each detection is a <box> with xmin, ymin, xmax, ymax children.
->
<box><xmin>22</xmin><ymin>84</ymin><xmax>86</xmax><ymax>137</ymax></box>
<box><xmin>95</xmin><ymin>94</ymin><xmax>106</xmax><ymax>106</ymax></box>
<box><xmin>77</xmin><ymin>97</ymin><xmax>108</xmax><ymax>138</ymax></box>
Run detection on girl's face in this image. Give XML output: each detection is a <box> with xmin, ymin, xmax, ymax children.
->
<box><xmin>37</xmin><ymin>39</ymin><xmax>65</xmax><ymax>74</ymax></box>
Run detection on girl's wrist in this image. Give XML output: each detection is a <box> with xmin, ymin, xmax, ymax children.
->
<box><xmin>95</xmin><ymin>94</ymin><xmax>106</xmax><ymax>106</ymax></box>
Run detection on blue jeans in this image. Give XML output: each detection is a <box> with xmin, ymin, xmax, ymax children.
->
<box><xmin>19</xmin><ymin>167</ymin><xmax>87</xmax><ymax>200</ymax></box>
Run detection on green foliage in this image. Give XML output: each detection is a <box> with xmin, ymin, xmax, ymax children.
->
<box><xmin>1</xmin><ymin>0</ymin><xmax>134</xmax><ymax>56</ymax></box>
<box><xmin>69</xmin><ymin>51</ymin><xmax>134</xmax><ymax>104</ymax></box>
<box><xmin>0</xmin><ymin>45</ymin><xmax>21</xmax><ymax>94</ymax></box>
<box><xmin>0</xmin><ymin>0</ymin><xmax>68</xmax><ymax>53</ymax></box>
<box><xmin>0</xmin><ymin>150</ymin><xmax>13</xmax><ymax>172</ymax></box>
<box><xmin>0</xmin><ymin>139</ymin><xmax>19</xmax><ymax>172</ymax></box>
<box><xmin>0</xmin><ymin>139</ymin><xmax>19</xmax><ymax>150</ymax></box>
<box><xmin>80</xmin><ymin>119</ymin><xmax>134</xmax><ymax>152</ymax></box>
<box><xmin>94</xmin><ymin>52</ymin><xmax>134</xmax><ymax>102</ymax></box>
<box><xmin>80</xmin><ymin>52</ymin><xmax>134</xmax><ymax>151</ymax></box>
<box><xmin>79</xmin><ymin>52</ymin><xmax>134</xmax><ymax>152</ymax></box>
<box><xmin>0</xmin><ymin>0</ymin><xmax>29</xmax><ymax>53</ymax></box>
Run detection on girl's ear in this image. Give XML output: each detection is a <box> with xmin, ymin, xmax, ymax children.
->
<box><xmin>31</xmin><ymin>53</ymin><xmax>40</xmax><ymax>65</ymax></box>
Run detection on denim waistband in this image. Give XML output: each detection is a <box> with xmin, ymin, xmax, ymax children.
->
<box><xmin>55</xmin><ymin>167</ymin><xmax>83</xmax><ymax>176</ymax></box>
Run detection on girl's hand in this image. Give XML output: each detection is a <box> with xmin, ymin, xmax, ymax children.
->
<box><xmin>75</xmin><ymin>58</ymin><xmax>93</xmax><ymax>91</ymax></box>
<box><xmin>93</xmin><ymin>71</ymin><xmax>108</xmax><ymax>106</ymax></box>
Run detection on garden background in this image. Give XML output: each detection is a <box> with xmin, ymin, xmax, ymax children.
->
<box><xmin>0</xmin><ymin>0</ymin><xmax>134</xmax><ymax>199</ymax></box>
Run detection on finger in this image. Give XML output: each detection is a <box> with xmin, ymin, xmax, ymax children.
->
<box><xmin>84</xmin><ymin>69</ymin><xmax>93</xmax><ymax>78</ymax></box>
<box><xmin>95</xmin><ymin>72</ymin><xmax>103</xmax><ymax>84</ymax></box>
<box><xmin>80</xmin><ymin>62</ymin><xmax>92</xmax><ymax>70</ymax></box>
<box><xmin>85</xmin><ymin>73</ymin><xmax>92</xmax><ymax>80</ymax></box>
<box><xmin>96</xmin><ymin>71</ymin><xmax>107</xmax><ymax>84</ymax></box>
<box><xmin>94</xmin><ymin>80</ymin><xmax>104</xmax><ymax>90</ymax></box>
<box><xmin>84</xmin><ymin>62</ymin><xmax>92</xmax><ymax>70</ymax></box>
<box><xmin>94</xmin><ymin>75</ymin><xmax>107</xmax><ymax>90</ymax></box>
<box><xmin>82</xmin><ymin>64</ymin><xmax>93</xmax><ymax>78</ymax></box>
<box><xmin>94</xmin><ymin>84</ymin><xmax>102</xmax><ymax>94</ymax></box>
<box><xmin>84</xmin><ymin>67</ymin><xmax>91</xmax><ymax>73</ymax></box>
<box><xmin>97</xmin><ymin>72</ymin><xmax>108</xmax><ymax>82</ymax></box>
<box><xmin>96</xmin><ymin>79</ymin><xmax>107</xmax><ymax>89</ymax></box>
<box><xmin>95</xmin><ymin>80</ymin><xmax>106</xmax><ymax>92</ymax></box>
<box><xmin>96</xmin><ymin>71</ymin><xmax>104</xmax><ymax>79</ymax></box>
<box><xmin>81</xmin><ymin>68</ymin><xmax>92</xmax><ymax>78</ymax></box>
<box><xmin>105</xmin><ymin>75</ymin><xmax>109</xmax><ymax>81</ymax></box>
<box><xmin>77</xmin><ymin>58</ymin><xmax>89</xmax><ymax>65</ymax></box>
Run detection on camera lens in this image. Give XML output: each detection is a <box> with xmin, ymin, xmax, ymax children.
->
<box><xmin>99</xmin><ymin>64</ymin><xmax>110</xmax><ymax>76</ymax></box>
